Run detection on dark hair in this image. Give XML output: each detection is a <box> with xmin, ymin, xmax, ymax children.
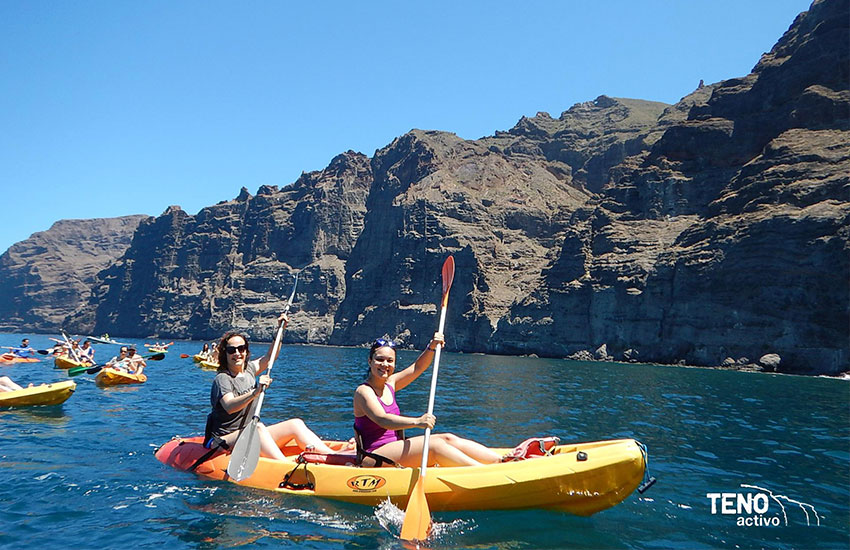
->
<box><xmin>217</xmin><ymin>331</ymin><xmax>250</xmax><ymax>373</ymax></box>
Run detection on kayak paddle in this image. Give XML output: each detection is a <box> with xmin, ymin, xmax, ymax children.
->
<box><xmin>3</xmin><ymin>346</ymin><xmax>51</xmax><ymax>356</ymax></box>
<box><xmin>67</xmin><ymin>353</ymin><xmax>166</xmax><ymax>376</ymax></box>
<box><xmin>226</xmin><ymin>272</ymin><xmax>299</xmax><ymax>482</ymax></box>
<box><xmin>60</xmin><ymin>331</ymin><xmax>86</xmax><ymax>364</ymax></box>
<box><xmin>400</xmin><ymin>255</ymin><xmax>455</xmax><ymax>542</ymax></box>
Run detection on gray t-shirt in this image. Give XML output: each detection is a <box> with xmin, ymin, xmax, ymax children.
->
<box><xmin>206</xmin><ymin>359</ymin><xmax>261</xmax><ymax>439</ymax></box>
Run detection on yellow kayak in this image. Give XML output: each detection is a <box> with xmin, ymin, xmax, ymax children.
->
<box><xmin>155</xmin><ymin>437</ymin><xmax>646</xmax><ymax>515</ymax></box>
<box><xmin>54</xmin><ymin>355</ymin><xmax>87</xmax><ymax>369</ymax></box>
<box><xmin>192</xmin><ymin>354</ymin><xmax>205</xmax><ymax>363</ymax></box>
<box><xmin>0</xmin><ymin>380</ymin><xmax>76</xmax><ymax>407</ymax></box>
<box><xmin>198</xmin><ymin>360</ymin><xmax>219</xmax><ymax>370</ymax></box>
<box><xmin>95</xmin><ymin>368</ymin><xmax>147</xmax><ymax>386</ymax></box>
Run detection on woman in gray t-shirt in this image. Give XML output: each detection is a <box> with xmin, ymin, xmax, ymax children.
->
<box><xmin>205</xmin><ymin>315</ymin><xmax>334</xmax><ymax>460</ymax></box>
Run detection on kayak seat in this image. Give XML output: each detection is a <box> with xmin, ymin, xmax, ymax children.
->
<box><xmin>191</xmin><ymin>414</ymin><xmax>234</xmax><ymax>473</ymax></box>
<box><xmin>353</xmin><ymin>425</ymin><xmax>405</xmax><ymax>468</ymax></box>
<box><xmin>501</xmin><ymin>436</ymin><xmax>561</xmax><ymax>462</ymax></box>
<box><xmin>188</xmin><ymin>435</ymin><xmax>231</xmax><ymax>472</ymax></box>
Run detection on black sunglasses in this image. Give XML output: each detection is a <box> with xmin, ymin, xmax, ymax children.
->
<box><xmin>226</xmin><ymin>344</ymin><xmax>248</xmax><ymax>354</ymax></box>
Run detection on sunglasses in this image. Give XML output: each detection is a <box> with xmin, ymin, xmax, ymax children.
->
<box><xmin>226</xmin><ymin>344</ymin><xmax>248</xmax><ymax>354</ymax></box>
<box><xmin>373</xmin><ymin>338</ymin><xmax>396</xmax><ymax>349</ymax></box>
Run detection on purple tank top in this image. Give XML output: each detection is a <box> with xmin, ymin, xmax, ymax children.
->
<box><xmin>354</xmin><ymin>383</ymin><xmax>401</xmax><ymax>452</ymax></box>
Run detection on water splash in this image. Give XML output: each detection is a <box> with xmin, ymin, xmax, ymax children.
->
<box><xmin>374</xmin><ymin>498</ymin><xmax>475</xmax><ymax>544</ymax></box>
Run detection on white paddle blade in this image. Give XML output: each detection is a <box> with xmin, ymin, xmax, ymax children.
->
<box><xmin>226</xmin><ymin>418</ymin><xmax>261</xmax><ymax>481</ymax></box>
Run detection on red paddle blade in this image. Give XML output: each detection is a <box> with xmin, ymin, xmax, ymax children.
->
<box><xmin>400</xmin><ymin>475</ymin><xmax>432</xmax><ymax>542</ymax></box>
<box><xmin>440</xmin><ymin>256</ymin><xmax>455</xmax><ymax>307</ymax></box>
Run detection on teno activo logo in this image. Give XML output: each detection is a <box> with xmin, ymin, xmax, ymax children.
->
<box><xmin>706</xmin><ymin>484</ymin><xmax>820</xmax><ymax>527</ymax></box>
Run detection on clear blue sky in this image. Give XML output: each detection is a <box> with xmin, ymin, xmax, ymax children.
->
<box><xmin>0</xmin><ymin>1</ymin><xmax>813</xmax><ymax>254</ymax></box>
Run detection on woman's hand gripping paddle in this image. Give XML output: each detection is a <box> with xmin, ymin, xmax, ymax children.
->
<box><xmin>226</xmin><ymin>273</ymin><xmax>299</xmax><ymax>482</ymax></box>
<box><xmin>400</xmin><ymin>255</ymin><xmax>455</xmax><ymax>542</ymax></box>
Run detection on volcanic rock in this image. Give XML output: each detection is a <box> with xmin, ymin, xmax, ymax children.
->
<box><xmin>0</xmin><ymin>216</ymin><xmax>148</xmax><ymax>332</ymax></box>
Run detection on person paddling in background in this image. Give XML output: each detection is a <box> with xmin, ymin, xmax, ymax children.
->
<box><xmin>124</xmin><ymin>347</ymin><xmax>146</xmax><ymax>375</ymax></box>
<box><xmin>205</xmin><ymin>314</ymin><xmax>335</xmax><ymax>460</ymax></box>
<box><xmin>78</xmin><ymin>340</ymin><xmax>95</xmax><ymax>364</ymax></box>
<box><xmin>106</xmin><ymin>347</ymin><xmax>129</xmax><ymax>371</ymax></box>
<box><xmin>353</xmin><ymin>335</ymin><xmax>503</xmax><ymax>467</ymax></box>
<box><xmin>11</xmin><ymin>338</ymin><xmax>36</xmax><ymax>358</ymax></box>
<box><xmin>67</xmin><ymin>339</ymin><xmax>90</xmax><ymax>365</ymax></box>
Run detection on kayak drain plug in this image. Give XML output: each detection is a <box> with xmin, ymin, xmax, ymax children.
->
<box><xmin>576</xmin><ymin>451</ymin><xmax>587</xmax><ymax>461</ymax></box>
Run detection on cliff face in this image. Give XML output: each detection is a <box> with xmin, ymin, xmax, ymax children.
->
<box><xmin>66</xmin><ymin>151</ymin><xmax>372</xmax><ymax>342</ymax></box>
<box><xmin>5</xmin><ymin>0</ymin><xmax>848</xmax><ymax>374</ymax></box>
<box><xmin>330</xmin><ymin>97</ymin><xmax>668</xmax><ymax>349</ymax></box>
<box><xmin>494</xmin><ymin>0</ymin><xmax>850</xmax><ymax>372</ymax></box>
<box><xmin>0</xmin><ymin>216</ymin><xmax>148</xmax><ymax>332</ymax></box>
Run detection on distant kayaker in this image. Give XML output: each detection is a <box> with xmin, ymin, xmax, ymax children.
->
<box><xmin>199</xmin><ymin>343</ymin><xmax>211</xmax><ymax>360</ymax></box>
<box><xmin>124</xmin><ymin>347</ymin><xmax>146</xmax><ymax>375</ymax></box>
<box><xmin>204</xmin><ymin>314</ymin><xmax>335</xmax><ymax>460</ymax></box>
<box><xmin>353</xmin><ymin>335</ymin><xmax>502</xmax><ymax>467</ymax></box>
<box><xmin>11</xmin><ymin>339</ymin><xmax>36</xmax><ymax>358</ymax></box>
<box><xmin>79</xmin><ymin>340</ymin><xmax>95</xmax><ymax>364</ymax></box>
<box><xmin>106</xmin><ymin>347</ymin><xmax>129</xmax><ymax>370</ymax></box>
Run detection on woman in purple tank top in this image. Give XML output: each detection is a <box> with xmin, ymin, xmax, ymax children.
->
<box><xmin>353</xmin><ymin>334</ymin><xmax>502</xmax><ymax>467</ymax></box>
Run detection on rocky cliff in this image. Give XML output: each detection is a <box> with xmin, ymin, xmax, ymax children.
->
<box><xmin>0</xmin><ymin>216</ymin><xmax>148</xmax><ymax>332</ymax></box>
<box><xmin>494</xmin><ymin>0</ymin><xmax>849</xmax><ymax>373</ymax></box>
<box><xmin>3</xmin><ymin>0</ymin><xmax>847</xmax><ymax>374</ymax></box>
<box><xmin>65</xmin><ymin>151</ymin><xmax>373</xmax><ymax>342</ymax></box>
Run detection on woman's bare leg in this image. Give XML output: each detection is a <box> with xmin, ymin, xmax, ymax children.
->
<box><xmin>219</xmin><ymin>422</ymin><xmax>287</xmax><ymax>461</ymax></box>
<box><xmin>257</xmin><ymin>423</ymin><xmax>288</xmax><ymax>460</ymax></box>
<box><xmin>0</xmin><ymin>376</ymin><xmax>23</xmax><ymax>392</ymax></box>
<box><xmin>374</xmin><ymin>435</ymin><xmax>485</xmax><ymax>467</ymax></box>
<box><xmin>431</xmin><ymin>433</ymin><xmax>501</xmax><ymax>464</ymax></box>
<box><xmin>267</xmin><ymin>418</ymin><xmax>335</xmax><ymax>454</ymax></box>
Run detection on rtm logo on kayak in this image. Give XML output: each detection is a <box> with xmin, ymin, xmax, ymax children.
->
<box><xmin>706</xmin><ymin>484</ymin><xmax>819</xmax><ymax>527</ymax></box>
<box><xmin>347</xmin><ymin>475</ymin><xmax>386</xmax><ymax>492</ymax></box>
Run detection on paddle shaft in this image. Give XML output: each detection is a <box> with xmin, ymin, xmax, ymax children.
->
<box><xmin>249</xmin><ymin>317</ymin><xmax>287</xmax><ymax>417</ymax></box>
<box><xmin>249</xmin><ymin>272</ymin><xmax>298</xmax><ymax>419</ymax></box>
<box><xmin>2</xmin><ymin>346</ymin><xmax>43</xmax><ymax>356</ymax></box>
<box><xmin>60</xmin><ymin>331</ymin><xmax>84</xmax><ymax>363</ymax></box>
<box><xmin>67</xmin><ymin>352</ymin><xmax>164</xmax><ymax>376</ymax></box>
<box><xmin>226</xmin><ymin>273</ymin><xmax>299</xmax><ymax>481</ymax></box>
<box><xmin>400</xmin><ymin>256</ymin><xmax>455</xmax><ymax>542</ymax></box>
<box><xmin>419</xmin><ymin>303</ymin><xmax>449</xmax><ymax>476</ymax></box>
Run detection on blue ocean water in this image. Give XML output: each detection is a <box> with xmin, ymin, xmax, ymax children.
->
<box><xmin>1</xmin><ymin>333</ymin><xmax>848</xmax><ymax>549</ymax></box>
